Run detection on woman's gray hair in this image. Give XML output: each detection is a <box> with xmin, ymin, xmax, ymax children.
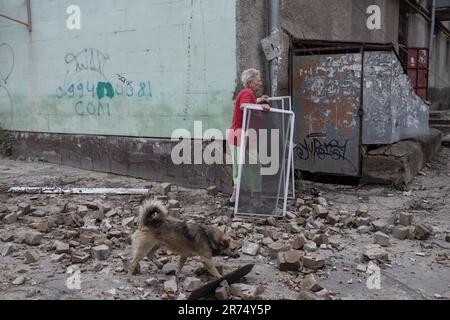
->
<box><xmin>241</xmin><ymin>68</ymin><xmax>260</xmax><ymax>88</ymax></box>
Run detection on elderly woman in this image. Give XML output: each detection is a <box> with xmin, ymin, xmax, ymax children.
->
<box><xmin>227</xmin><ymin>68</ymin><xmax>270</xmax><ymax>207</ymax></box>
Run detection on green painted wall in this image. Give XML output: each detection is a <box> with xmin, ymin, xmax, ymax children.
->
<box><xmin>0</xmin><ymin>0</ymin><xmax>236</xmax><ymax>139</ymax></box>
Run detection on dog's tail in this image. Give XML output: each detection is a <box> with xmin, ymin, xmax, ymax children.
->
<box><xmin>138</xmin><ymin>200</ymin><xmax>168</xmax><ymax>229</ymax></box>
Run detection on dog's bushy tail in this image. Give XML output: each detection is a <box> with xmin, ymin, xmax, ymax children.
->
<box><xmin>138</xmin><ymin>200</ymin><xmax>167</xmax><ymax>229</ymax></box>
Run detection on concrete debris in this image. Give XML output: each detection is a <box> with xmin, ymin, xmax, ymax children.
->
<box><xmin>316</xmin><ymin>197</ymin><xmax>328</xmax><ymax>207</ymax></box>
<box><xmin>303</xmin><ymin>253</ymin><xmax>326</xmax><ymax>270</ymax></box>
<box><xmin>393</xmin><ymin>226</ymin><xmax>410</xmax><ymax>240</ymax></box>
<box><xmin>183</xmin><ymin>277</ymin><xmax>202</xmax><ymax>292</ymax></box>
<box><xmin>51</xmin><ymin>253</ymin><xmax>65</xmax><ymax>263</ymax></box>
<box><xmin>145</xmin><ymin>278</ymin><xmax>159</xmax><ymax>286</ymax></box>
<box><xmin>230</xmin><ymin>283</ymin><xmax>264</xmax><ymax>300</ymax></box>
<box><xmin>414</xmin><ymin>224</ymin><xmax>432</xmax><ymax>240</ymax></box>
<box><xmin>262</xmin><ymin>237</ymin><xmax>274</xmax><ymax>246</ymax></box>
<box><xmin>296</xmin><ymin>199</ymin><xmax>305</xmax><ymax>207</ymax></box>
<box><xmin>24</xmin><ymin>232</ymin><xmax>43</xmax><ymax>246</ymax></box>
<box><xmin>168</xmin><ymin>208</ymin><xmax>181</xmax><ymax>219</ymax></box>
<box><xmin>357</xmin><ymin>226</ymin><xmax>371</xmax><ymax>234</ymax></box>
<box><xmin>0</xmin><ymin>233</ymin><xmax>14</xmax><ymax>242</ymax></box>
<box><xmin>291</xmin><ymin>234</ymin><xmax>307</xmax><ymax>250</ymax></box>
<box><xmin>92</xmin><ymin>245</ymin><xmax>111</xmax><ymax>261</ymax></box>
<box><xmin>313</xmin><ymin>205</ymin><xmax>328</xmax><ymax>219</ymax></box>
<box><xmin>298</xmin><ymin>290</ymin><xmax>320</xmax><ymax>300</ymax></box>
<box><xmin>4</xmin><ymin>212</ymin><xmax>18</xmax><ymax>224</ymax></box>
<box><xmin>364</xmin><ymin>244</ymin><xmax>389</xmax><ymax>261</ymax></box>
<box><xmin>160</xmin><ymin>183</ymin><xmax>172</xmax><ymax>195</ymax></box>
<box><xmin>304</xmin><ymin>241</ymin><xmax>317</xmax><ymax>253</ymax></box>
<box><xmin>1</xmin><ymin>243</ymin><xmax>15</xmax><ymax>257</ymax></box>
<box><xmin>268</xmin><ymin>241</ymin><xmax>289</xmax><ymax>258</ymax></box>
<box><xmin>215</xmin><ymin>281</ymin><xmax>231</xmax><ymax>300</ymax></box>
<box><xmin>71</xmin><ymin>252</ymin><xmax>90</xmax><ymax>264</ymax></box>
<box><xmin>242</xmin><ymin>242</ymin><xmax>259</xmax><ymax>256</ymax></box>
<box><xmin>122</xmin><ymin>217</ymin><xmax>135</xmax><ymax>227</ymax></box>
<box><xmin>278</xmin><ymin>250</ymin><xmax>303</xmax><ymax>271</ymax></box>
<box><xmin>326</xmin><ymin>213</ymin><xmax>340</xmax><ymax>225</ymax></box>
<box><xmin>356</xmin><ymin>205</ymin><xmax>369</xmax><ymax>217</ymax></box>
<box><xmin>24</xmin><ymin>250</ymin><xmax>39</xmax><ymax>264</ymax></box>
<box><xmin>12</xmin><ymin>276</ymin><xmax>26</xmax><ymax>285</ymax></box>
<box><xmin>371</xmin><ymin>219</ymin><xmax>388</xmax><ymax>233</ymax></box>
<box><xmin>55</xmin><ymin>241</ymin><xmax>70</xmax><ymax>254</ymax></box>
<box><xmin>374</xmin><ymin>232</ymin><xmax>391</xmax><ymax>247</ymax></box>
<box><xmin>399</xmin><ymin>212</ymin><xmax>413</xmax><ymax>226</ymax></box>
<box><xmin>18</xmin><ymin>203</ymin><xmax>32</xmax><ymax>215</ymax></box>
<box><xmin>355</xmin><ymin>217</ymin><xmax>371</xmax><ymax>227</ymax></box>
<box><xmin>356</xmin><ymin>264</ymin><xmax>367</xmax><ymax>272</ymax></box>
<box><xmin>164</xmin><ymin>277</ymin><xmax>178</xmax><ymax>293</ymax></box>
<box><xmin>300</xmin><ymin>274</ymin><xmax>323</xmax><ymax>292</ymax></box>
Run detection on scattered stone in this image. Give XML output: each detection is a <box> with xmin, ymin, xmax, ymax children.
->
<box><xmin>4</xmin><ymin>212</ymin><xmax>18</xmax><ymax>224</ymax></box>
<box><xmin>374</xmin><ymin>232</ymin><xmax>390</xmax><ymax>247</ymax></box>
<box><xmin>123</xmin><ymin>259</ymin><xmax>141</xmax><ymax>275</ymax></box>
<box><xmin>12</xmin><ymin>276</ymin><xmax>26</xmax><ymax>285</ymax></box>
<box><xmin>1</xmin><ymin>233</ymin><xmax>14</xmax><ymax>242</ymax></box>
<box><xmin>162</xmin><ymin>263</ymin><xmax>177</xmax><ymax>275</ymax></box>
<box><xmin>77</xmin><ymin>205</ymin><xmax>89</xmax><ymax>217</ymax></box>
<box><xmin>356</xmin><ymin>205</ymin><xmax>369</xmax><ymax>217</ymax></box>
<box><xmin>71</xmin><ymin>252</ymin><xmax>90</xmax><ymax>264</ymax></box>
<box><xmin>313</xmin><ymin>205</ymin><xmax>328</xmax><ymax>219</ymax></box>
<box><xmin>18</xmin><ymin>203</ymin><xmax>32</xmax><ymax>215</ymax></box>
<box><xmin>55</xmin><ymin>241</ymin><xmax>70</xmax><ymax>254</ymax></box>
<box><xmin>303</xmin><ymin>253</ymin><xmax>326</xmax><ymax>270</ymax></box>
<box><xmin>24</xmin><ymin>251</ymin><xmax>39</xmax><ymax>264</ymax></box>
<box><xmin>164</xmin><ymin>277</ymin><xmax>178</xmax><ymax>293</ymax></box>
<box><xmin>301</xmin><ymin>274</ymin><xmax>323</xmax><ymax>292</ymax></box>
<box><xmin>357</xmin><ymin>226</ymin><xmax>370</xmax><ymax>234</ymax></box>
<box><xmin>37</xmin><ymin>221</ymin><xmax>50</xmax><ymax>233</ymax></box>
<box><xmin>262</xmin><ymin>237</ymin><xmax>274</xmax><ymax>246</ymax></box>
<box><xmin>446</xmin><ymin>233</ymin><xmax>450</xmax><ymax>243</ymax></box>
<box><xmin>92</xmin><ymin>245</ymin><xmax>110</xmax><ymax>261</ymax></box>
<box><xmin>291</xmin><ymin>234</ymin><xmax>307</xmax><ymax>250</ymax></box>
<box><xmin>24</xmin><ymin>232</ymin><xmax>42</xmax><ymax>246</ymax></box>
<box><xmin>79</xmin><ymin>232</ymin><xmax>96</xmax><ymax>245</ymax></box>
<box><xmin>230</xmin><ymin>284</ymin><xmax>264</xmax><ymax>300</ymax></box>
<box><xmin>105</xmin><ymin>209</ymin><xmax>118</xmax><ymax>218</ymax></box>
<box><xmin>207</xmin><ymin>186</ymin><xmax>218</xmax><ymax>196</ymax></box>
<box><xmin>296</xmin><ymin>199</ymin><xmax>305</xmax><ymax>207</ymax></box>
<box><xmin>393</xmin><ymin>226</ymin><xmax>409</xmax><ymax>240</ymax></box>
<box><xmin>122</xmin><ymin>217</ymin><xmax>135</xmax><ymax>227</ymax></box>
<box><xmin>167</xmin><ymin>200</ymin><xmax>180</xmax><ymax>209</ymax></box>
<box><xmin>287</xmin><ymin>222</ymin><xmax>302</xmax><ymax>233</ymax></box>
<box><xmin>160</xmin><ymin>183</ymin><xmax>172</xmax><ymax>195</ymax></box>
<box><xmin>298</xmin><ymin>290</ymin><xmax>320</xmax><ymax>300</ymax></box>
<box><xmin>51</xmin><ymin>253</ymin><xmax>65</xmax><ymax>263</ymax></box>
<box><xmin>278</xmin><ymin>250</ymin><xmax>303</xmax><ymax>271</ymax></box>
<box><xmin>355</xmin><ymin>217</ymin><xmax>371</xmax><ymax>227</ymax></box>
<box><xmin>242</xmin><ymin>242</ymin><xmax>259</xmax><ymax>256</ymax></box>
<box><xmin>145</xmin><ymin>278</ymin><xmax>159</xmax><ymax>286</ymax></box>
<box><xmin>326</xmin><ymin>213</ymin><xmax>340</xmax><ymax>225</ymax></box>
<box><xmin>364</xmin><ymin>244</ymin><xmax>389</xmax><ymax>261</ymax></box>
<box><xmin>215</xmin><ymin>281</ymin><xmax>231</xmax><ymax>300</ymax></box>
<box><xmin>298</xmin><ymin>206</ymin><xmax>311</xmax><ymax>215</ymax></box>
<box><xmin>316</xmin><ymin>197</ymin><xmax>327</xmax><ymax>207</ymax></box>
<box><xmin>104</xmin><ymin>289</ymin><xmax>117</xmax><ymax>297</ymax></box>
<box><xmin>1</xmin><ymin>243</ymin><xmax>15</xmax><ymax>257</ymax></box>
<box><xmin>183</xmin><ymin>277</ymin><xmax>202</xmax><ymax>292</ymax></box>
<box><xmin>315</xmin><ymin>289</ymin><xmax>330</xmax><ymax>300</ymax></box>
<box><xmin>415</xmin><ymin>224</ymin><xmax>432</xmax><ymax>240</ymax></box>
<box><xmin>399</xmin><ymin>212</ymin><xmax>413</xmax><ymax>226</ymax></box>
<box><xmin>304</xmin><ymin>241</ymin><xmax>317</xmax><ymax>253</ymax></box>
<box><xmin>371</xmin><ymin>219</ymin><xmax>388</xmax><ymax>233</ymax></box>
<box><xmin>268</xmin><ymin>241</ymin><xmax>289</xmax><ymax>259</ymax></box>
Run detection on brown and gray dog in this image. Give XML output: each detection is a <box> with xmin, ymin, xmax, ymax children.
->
<box><xmin>127</xmin><ymin>200</ymin><xmax>235</xmax><ymax>281</ymax></box>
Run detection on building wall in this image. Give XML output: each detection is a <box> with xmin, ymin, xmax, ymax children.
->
<box><xmin>0</xmin><ymin>0</ymin><xmax>237</xmax><ymax>139</ymax></box>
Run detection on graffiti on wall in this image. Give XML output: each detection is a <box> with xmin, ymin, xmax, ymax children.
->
<box><xmin>294</xmin><ymin>133</ymin><xmax>350</xmax><ymax>162</ymax></box>
<box><xmin>0</xmin><ymin>43</ymin><xmax>14</xmax><ymax>127</ymax></box>
<box><xmin>56</xmin><ymin>48</ymin><xmax>152</xmax><ymax>116</ymax></box>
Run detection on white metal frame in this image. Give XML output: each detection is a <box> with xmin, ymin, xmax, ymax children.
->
<box><xmin>234</xmin><ymin>104</ymin><xmax>295</xmax><ymax>218</ymax></box>
<box><xmin>267</xmin><ymin>96</ymin><xmax>296</xmax><ymax>200</ymax></box>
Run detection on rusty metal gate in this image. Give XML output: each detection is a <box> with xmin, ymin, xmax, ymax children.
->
<box><xmin>290</xmin><ymin>47</ymin><xmax>363</xmax><ymax>177</ymax></box>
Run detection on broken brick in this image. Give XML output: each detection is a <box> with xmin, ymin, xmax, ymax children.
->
<box><xmin>167</xmin><ymin>200</ymin><xmax>180</xmax><ymax>209</ymax></box>
<box><xmin>164</xmin><ymin>277</ymin><xmax>178</xmax><ymax>293</ymax></box>
<box><xmin>300</xmin><ymin>274</ymin><xmax>323</xmax><ymax>292</ymax></box>
<box><xmin>414</xmin><ymin>224</ymin><xmax>432</xmax><ymax>240</ymax></box>
<box><xmin>24</xmin><ymin>250</ymin><xmax>39</xmax><ymax>264</ymax></box>
<box><xmin>160</xmin><ymin>183</ymin><xmax>172</xmax><ymax>195</ymax></box>
<box><xmin>291</xmin><ymin>234</ymin><xmax>307</xmax><ymax>250</ymax></box>
<box><xmin>303</xmin><ymin>253</ymin><xmax>326</xmax><ymax>270</ymax></box>
<box><xmin>268</xmin><ymin>241</ymin><xmax>289</xmax><ymax>259</ymax></box>
<box><xmin>92</xmin><ymin>245</ymin><xmax>111</xmax><ymax>261</ymax></box>
<box><xmin>399</xmin><ymin>212</ymin><xmax>413</xmax><ymax>226</ymax></box>
<box><xmin>183</xmin><ymin>277</ymin><xmax>202</xmax><ymax>292</ymax></box>
<box><xmin>3</xmin><ymin>212</ymin><xmax>17</xmax><ymax>224</ymax></box>
<box><xmin>356</xmin><ymin>205</ymin><xmax>369</xmax><ymax>217</ymax></box>
<box><xmin>355</xmin><ymin>217</ymin><xmax>370</xmax><ymax>227</ymax></box>
<box><xmin>393</xmin><ymin>226</ymin><xmax>409</xmax><ymax>240</ymax></box>
<box><xmin>326</xmin><ymin>213</ymin><xmax>340</xmax><ymax>225</ymax></box>
<box><xmin>168</xmin><ymin>208</ymin><xmax>181</xmax><ymax>219</ymax></box>
<box><xmin>372</xmin><ymin>219</ymin><xmax>388</xmax><ymax>233</ymax></box>
<box><xmin>18</xmin><ymin>203</ymin><xmax>32</xmax><ymax>215</ymax></box>
<box><xmin>71</xmin><ymin>252</ymin><xmax>90</xmax><ymax>264</ymax></box>
<box><xmin>277</xmin><ymin>250</ymin><xmax>303</xmax><ymax>271</ymax></box>
<box><xmin>1</xmin><ymin>243</ymin><xmax>15</xmax><ymax>257</ymax></box>
<box><xmin>313</xmin><ymin>205</ymin><xmax>328</xmax><ymax>219</ymax></box>
<box><xmin>374</xmin><ymin>232</ymin><xmax>390</xmax><ymax>247</ymax></box>
<box><xmin>364</xmin><ymin>244</ymin><xmax>388</xmax><ymax>261</ymax></box>
<box><xmin>24</xmin><ymin>232</ymin><xmax>42</xmax><ymax>246</ymax></box>
<box><xmin>54</xmin><ymin>241</ymin><xmax>70</xmax><ymax>254</ymax></box>
<box><xmin>304</xmin><ymin>241</ymin><xmax>317</xmax><ymax>253</ymax></box>
<box><xmin>242</xmin><ymin>242</ymin><xmax>259</xmax><ymax>256</ymax></box>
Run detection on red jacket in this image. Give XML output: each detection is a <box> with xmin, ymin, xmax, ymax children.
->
<box><xmin>228</xmin><ymin>89</ymin><xmax>257</xmax><ymax>146</ymax></box>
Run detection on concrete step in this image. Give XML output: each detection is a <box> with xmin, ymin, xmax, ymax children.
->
<box><xmin>362</xmin><ymin>129</ymin><xmax>442</xmax><ymax>185</ymax></box>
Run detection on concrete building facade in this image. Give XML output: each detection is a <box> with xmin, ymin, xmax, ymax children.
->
<box><xmin>1</xmin><ymin>0</ymin><xmax>449</xmax><ymax>189</ymax></box>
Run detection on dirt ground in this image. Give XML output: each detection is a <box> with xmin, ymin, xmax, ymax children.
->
<box><xmin>0</xmin><ymin>146</ymin><xmax>449</xmax><ymax>300</ymax></box>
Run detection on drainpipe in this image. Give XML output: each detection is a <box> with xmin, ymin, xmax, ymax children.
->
<box><xmin>429</xmin><ymin>0</ymin><xmax>436</xmax><ymax>60</ymax></box>
<box><xmin>268</xmin><ymin>0</ymin><xmax>280</xmax><ymax>96</ymax></box>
